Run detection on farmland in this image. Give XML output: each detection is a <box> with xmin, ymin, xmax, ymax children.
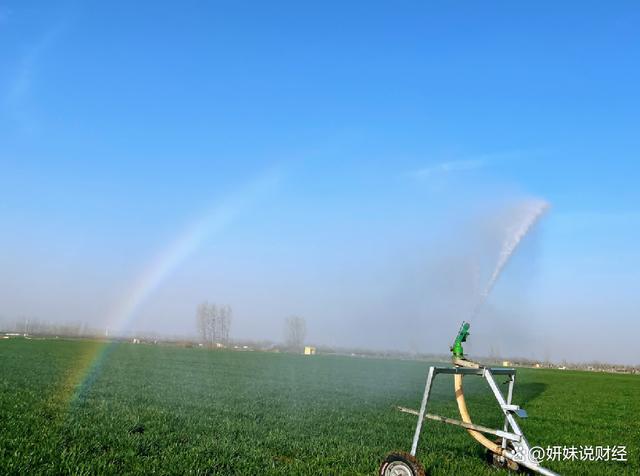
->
<box><xmin>0</xmin><ymin>338</ymin><xmax>637</xmax><ymax>475</ymax></box>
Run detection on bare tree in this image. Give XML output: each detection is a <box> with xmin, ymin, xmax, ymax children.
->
<box><xmin>284</xmin><ymin>316</ymin><xmax>306</xmax><ymax>350</ymax></box>
<box><xmin>195</xmin><ymin>301</ymin><xmax>233</xmax><ymax>346</ymax></box>
<box><xmin>218</xmin><ymin>305</ymin><xmax>232</xmax><ymax>344</ymax></box>
<box><xmin>206</xmin><ymin>303</ymin><xmax>218</xmax><ymax>346</ymax></box>
<box><xmin>197</xmin><ymin>301</ymin><xmax>209</xmax><ymax>343</ymax></box>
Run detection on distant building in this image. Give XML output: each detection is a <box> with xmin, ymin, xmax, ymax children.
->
<box><xmin>502</xmin><ymin>360</ymin><xmax>511</xmax><ymax>367</ymax></box>
<box><xmin>304</xmin><ymin>346</ymin><xmax>316</xmax><ymax>355</ymax></box>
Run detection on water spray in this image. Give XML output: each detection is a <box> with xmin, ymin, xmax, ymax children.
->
<box><xmin>472</xmin><ymin>199</ymin><xmax>549</xmax><ymax>319</ymax></box>
<box><xmin>379</xmin><ymin>199</ymin><xmax>558</xmax><ymax>476</ymax></box>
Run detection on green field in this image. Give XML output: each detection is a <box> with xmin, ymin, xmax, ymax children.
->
<box><xmin>1</xmin><ymin>338</ymin><xmax>637</xmax><ymax>475</ymax></box>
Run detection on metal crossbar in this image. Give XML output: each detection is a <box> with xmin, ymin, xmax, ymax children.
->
<box><xmin>397</xmin><ymin>406</ymin><xmax>521</xmax><ymax>441</ymax></box>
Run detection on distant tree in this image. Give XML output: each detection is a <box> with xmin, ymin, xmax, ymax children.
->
<box><xmin>206</xmin><ymin>303</ymin><xmax>218</xmax><ymax>346</ymax></box>
<box><xmin>284</xmin><ymin>316</ymin><xmax>306</xmax><ymax>350</ymax></box>
<box><xmin>196</xmin><ymin>301</ymin><xmax>232</xmax><ymax>346</ymax></box>
<box><xmin>197</xmin><ymin>302</ymin><xmax>209</xmax><ymax>343</ymax></box>
<box><xmin>218</xmin><ymin>305</ymin><xmax>232</xmax><ymax>344</ymax></box>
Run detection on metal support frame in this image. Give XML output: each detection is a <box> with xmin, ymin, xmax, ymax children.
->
<box><xmin>399</xmin><ymin>365</ymin><xmax>559</xmax><ymax>476</ymax></box>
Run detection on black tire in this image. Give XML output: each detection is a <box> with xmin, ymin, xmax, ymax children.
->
<box><xmin>379</xmin><ymin>451</ymin><xmax>426</xmax><ymax>476</ymax></box>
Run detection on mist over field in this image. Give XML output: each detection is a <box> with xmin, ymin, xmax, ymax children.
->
<box><xmin>1</xmin><ymin>174</ymin><xmax>636</xmax><ymax>365</ymax></box>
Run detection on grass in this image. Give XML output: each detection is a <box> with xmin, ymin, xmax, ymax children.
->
<box><xmin>0</xmin><ymin>338</ymin><xmax>638</xmax><ymax>475</ymax></box>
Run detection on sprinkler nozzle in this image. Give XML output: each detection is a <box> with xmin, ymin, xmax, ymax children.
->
<box><xmin>451</xmin><ymin>321</ymin><xmax>470</xmax><ymax>358</ymax></box>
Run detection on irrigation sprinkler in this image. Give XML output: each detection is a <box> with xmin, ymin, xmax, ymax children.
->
<box><xmin>379</xmin><ymin>321</ymin><xmax>559</xmax><ymax>476</ymax></box>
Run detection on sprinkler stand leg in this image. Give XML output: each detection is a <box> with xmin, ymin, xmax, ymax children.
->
<box><xmin>502</xmin><ymin>374</ymin><xmax>515</xmax><ymax>452</ymax></box>
<box><xmin>410</xmin><ymin>366</ymin><xmax>435</xmax><ymax>456</ymax></box>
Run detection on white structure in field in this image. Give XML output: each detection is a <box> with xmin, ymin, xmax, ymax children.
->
<box><xmin>304</xmin><ymin>346</ymin><xmax>316</xmax><ymax>355</ymax></box>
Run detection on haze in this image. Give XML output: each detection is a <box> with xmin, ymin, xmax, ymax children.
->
<box><xmin>1</xmin><ymin>2</ymin><xmax>639</xmax><ymax>365</ymax></box>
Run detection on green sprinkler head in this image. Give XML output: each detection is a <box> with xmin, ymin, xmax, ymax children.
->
<box><xmin>451</xmin><ymin>321</ymin><xmax>470</xmax><ymax>358</ymax></box>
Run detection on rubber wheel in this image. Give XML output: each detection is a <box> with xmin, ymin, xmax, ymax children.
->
<box><xmin>379</xmin><ymin>451</ymin><xmax>426</xmax><ymax>476</ymax></box>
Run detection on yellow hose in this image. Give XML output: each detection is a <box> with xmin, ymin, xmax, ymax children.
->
<box><xmin>454</xmin><ymin>374</ymin><xmax>502</xmax><ymax>455</ymax></box>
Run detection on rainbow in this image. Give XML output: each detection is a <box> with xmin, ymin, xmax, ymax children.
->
<box><xmin>65</xmin><ymin>170</ymin><xmax>281</xmax><ymax>404</ymax></box>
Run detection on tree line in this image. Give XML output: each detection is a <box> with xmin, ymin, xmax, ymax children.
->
<box><xmin>0</xmin><ymin>317</ymin><xmax>106</xmax><ymax>338</ymax></box>
<box><xmin>196</xmin><ymin>301</ymin><xmax>232</xmax><ymax>346</ymax></box>
<box><xmin>194</xmin><ymin>305</ymin><xmax>307</xmax><ymax>351</ymax></box>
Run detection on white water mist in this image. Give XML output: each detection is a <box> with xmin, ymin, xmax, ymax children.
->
<box><xmin>473</xmin><ymin>198</ymin><xmax>549</xmax><ymax>317</ymax></box>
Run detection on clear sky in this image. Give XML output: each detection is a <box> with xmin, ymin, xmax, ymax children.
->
<box><xmin>1</xmin><ymin>1</ymin><xmax>639</xmax><ymax>364</ymax></box>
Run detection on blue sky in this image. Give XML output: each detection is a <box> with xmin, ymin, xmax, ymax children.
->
<box><xmin>1</xmin><ymin>1</ymin><xmax>639</xmax><ymax>363</ymax></box>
